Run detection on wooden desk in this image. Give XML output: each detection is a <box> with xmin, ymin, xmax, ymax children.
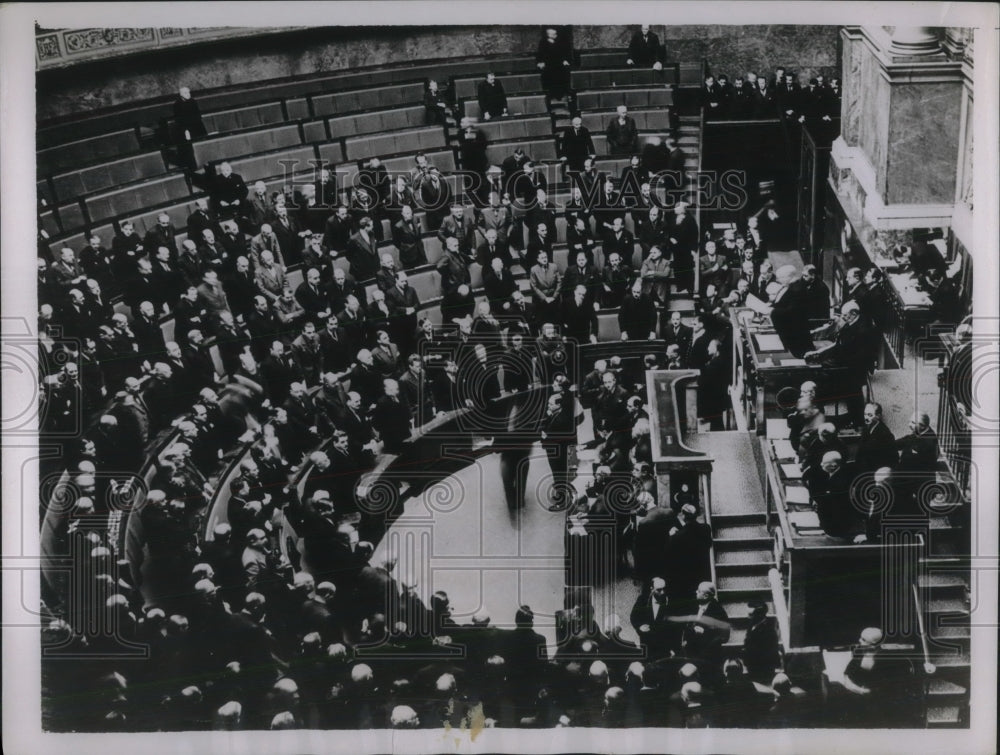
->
<box><xmin>731</xmin><ymin>308</ymin><xmax>843</xmax><ymax>435</ymax></box>
<box><xmin>760</xmin><ymin>434</ymin><xmax>926</xmax><ymax>648</ymax></box>
<box><xmin>870</xmin><ymin>259</ymin><xmax>935</xmax><ymax>367</ymax></box>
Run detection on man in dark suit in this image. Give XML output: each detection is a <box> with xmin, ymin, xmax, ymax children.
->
<box><xmin>856</xmin><ymin>402</ymin><xmax>898</xmax><ymax>475</ymax></box>
<box><xmin>294</xmin><ymin>267</ymin><xmax>332</xmax><ymax>322</ymax></box>
<box><xmin>558</xmin><ymin>116</ymin><xmax>597</xmax><ymax>172</ymax></box>
<box><xmin>679</xmin><ymin>582</ymin><xmax>731</xmax><ymax>669</ymax></box>
<box><xmin>629</xmin><ymin>577</ymin><xmax>683</xmax><ymax>661</ymax></box>
<box><xmin>483</xmin><ymin>256</ymin><xmax>518</xmax><ymax>310</ymax></box>
<box><xmin>561</xmin><ymin>285</ymin><xmax>599</xmax><ymax>345</ymax></box>
<box><xmin>601</xmin><ymin>216</ymin><xmax>635</xmax><ymax>268</ymax></box>
<box><xmin>594</xmin><ymin>249</ymin><xmax>629</xmax><ymax>303</ymax></box>
<box><xmin>618</xmin><ymin>279</ymin><xmax>657</xmax><ymax>342</ymax></box>
<box><xmin>391</xmin><ymin>205</ymin><xmax>426</xmax><ymax>270</ymax></box>
<box><xmin>477</xmin><ymin>72</ymin><xmax>508</xmax><ymax>120</ymax></box>
<box><xmin>768</xmin><ymin>265</ymin><xmax>815</xmax><ymax>358</ymax></box>
<box><xmin>371</xmin><ymin>379</ymin><xmax>412</xmax><ymax>453</ymax></box>
<box><xmin>803</xmin><ymin>451</ymin><xmax>864</xmax><ymax>541</ymax></box>
<box><xmin>607</xmin><ymin>105</ymin><xmax>640</xmax><ymax>156</ymax></box>
<box><xmin>626</xmin><ymin>25</ymin><xmax>664</xmax><ymax>69</ymax></box>
<box><xmin>271</xmin><ymin>205</ymin><xmax>304</xmax><ymax>267</ymax></box>
<box><xmin>436</xmin><ymin>237</ymin><xmax>472</xmax><ymax>298</ymax></box>
<box><xmin>800</xmin><ymin>264</ymin><xmax>831</xmax><ymax>322</ymax></box>
<box><xmin>562</xmin><ymin>252</ymin><xmax>600</xmax><ymax>303</ymax></box>
<box><xmin>894</xmin><ymin>412</ymin><xmax>939</xmax><ymax>516</ymax></box>
<box><xmin>346</xmin><ymin>217</ymin><xmax>379</xmax><ymax>281</ymax></box>
<box><xmin>743</xmin><ymin>600</ymin><xmax>782</xmax><ymax>684</ymax></box>
<box><xmin>260</xmin><ymin>340</ymin><xmax>302</xmax><ymax>407</ymax></box>
<box><xmin>805</xmin><ymin>301</ymin><xmax>876</xmax><ymax>426</ymax></box>
<box><xmin>661</xmin><ymin>311</ymin><xmax>694</xmax><ymax>364</ymax></box>
<box><xmin>540</xmin><ymin>393</ymin><xmax>577</xmax><ymax>511</ymax></box>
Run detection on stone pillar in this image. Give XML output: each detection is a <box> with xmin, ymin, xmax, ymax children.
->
<box><xmin>888</xmin><ymin>27</ymin><xmax>942</xmax><ymax>56</ymax></box>
<box><xmin>831</xmin><ymin>26</ymin><xmax>963</xmax><ymax>246</ymax></box>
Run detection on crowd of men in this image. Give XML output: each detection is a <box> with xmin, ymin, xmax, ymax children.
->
<box><xmin>35</xmin><ymin>25</ymin><xmax>959</xmax><ymax>733</ymax></box>
<box><xmin>699</xmin><ymin>67</ymin><xmax>841</xmax><ymax>123</ymax></box>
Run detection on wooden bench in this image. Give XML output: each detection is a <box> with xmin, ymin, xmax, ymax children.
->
<box><xmin>192</xmin><ymin>124</ymin><xmax>303</xmax><ymax>168</ymax></box>
<box><xmin>571</xmin><ymin>68</ymin><xmax>669</xmax><ymax>90</ymax></box>
<box><xmin>51</xmin><ymin>151</ymin><xmax>169</xmax><ymax>203</ymax></box>
<box><xmin>227</xmin><ymin>145</ymin><xmax>319</xmax><ymax>182</ymax></box>
<box><xmin>37</xmin><ymin>128</ymin><xmax>142</xmax><ymax>176</ymax></box>
<box><xmin>344</xmin><ymin>126</ymin><xmax>447</xmax><ymax>162</ymax></box>
<box><xmin>36</xmin><ymin>55</ymin><xmax>537</xmax><ymax>150</ymax></box>
<box><xmin>83</xmin><ymin>173</ymin><xmax>191</xmax><ymax>225</ymax></box>
<box><xmin>199</xmin><ymin>101</ymin><xmax>287</xmax><ymax>135</ymax></box>
<box><xmin>463</xmin><ymin>94</ymin><xmax>548</xmax><ymax>120</ymax></box>
<box><xmin>476</xmin><ymin>115</ymin><xmax>553</xmax><ymax>142</ymax></box>
<box><xmin>576</xmin><ymin>87</ymin><xmax>673</xmax><ymax>111</ymax></box>
<box><xmin>379</xmin><ymin>149</ymin><xmax>456</xmax><ymax>176</ymax></box>
<box><xmin>454</xmin><ymin>72</ymin><xmax>543</xmax><ymax>100</ymax></box>
<box><xmin>325</xmin><ymin>105</ymin><xmax>427</xmax><ymax>141</ymax></box>
<box><xmin>486</xmin><ymin>138</ymin><xmax>558</xmax><ymax>165</ymax></box>
<box><xmin>581</xmin><ymin>109</ymin><xmax>673</xmax><ymax>134</ymax></box>
<box><xmin>311</xmin><ymin>82</ymin><xmax>427</xmax><ymax>118</ymax></box>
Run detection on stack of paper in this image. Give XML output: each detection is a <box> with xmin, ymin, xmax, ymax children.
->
<box><xmin>755</xmin><ymin>334</ymin><xmax>786</xmax><ymax>352</ymax></box>
<box><xmin>780</xmin><ymin>463</ymin><xmax>803</xmax><ymax>480</ymax></box>
<box><xmin>772</xmin><ymin>439</ymin><xmax>796</xmax><ymax>459</ymax></box>
<box><xmin>766</xmin><ymin>419</ymin><xmax>791</xmax><ymax>439</ymax></box>
<box><xmin>788</xmin><ymin>510</ymin><xmax>823</xmax><ymax>534</ymax></box>
<box><xmin>785</xmin><ymin>486</ymin><xmax>811</xmax><ymax>505</ymax></box>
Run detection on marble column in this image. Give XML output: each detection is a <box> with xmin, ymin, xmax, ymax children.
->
<box><xmin>888</xmin><ymin>27</ymin><xmax>942</xmax><ymax>56</ymax></box>
<box><xmin>830</xmin><ymin>26</ymin><xmax>964</xmax><ymax>247</ymax></box>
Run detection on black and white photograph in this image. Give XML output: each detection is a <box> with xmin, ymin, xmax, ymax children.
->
<box><xmin>2</xmin><ymin>3</ymin><xmax>998</xmax><ymax>754</ymax></box>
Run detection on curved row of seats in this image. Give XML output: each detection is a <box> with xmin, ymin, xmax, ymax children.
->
<box><xmin>41</xmin><ymin>54</ymin><xmax>701</xmax><ymax>251</ymax></box>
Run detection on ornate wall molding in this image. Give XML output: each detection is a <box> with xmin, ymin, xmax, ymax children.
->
<box><xmin>35</xmin><ymin>26</ymin><xmax>306</xmax><ymax>69</ymax></box>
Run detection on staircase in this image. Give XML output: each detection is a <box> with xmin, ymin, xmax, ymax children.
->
<box><xmin>695</xmin><ymin>431</ymin><xmax>777</xmax><ymax>650</ymax></box>
<box><xmin>919</xmin><ymin>512</ymin><xmax>971</xmax><ymax>728</ymax></box>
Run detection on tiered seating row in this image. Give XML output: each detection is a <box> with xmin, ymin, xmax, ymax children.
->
<box><xmin>576</xmin><ymin>87</ymin><xmax>672</xmax><ymax>111</ymax></box>
<box><xmin>37</xmin><ymin>54</ymin><xmax>538</xmax><ymax>150</ymax></box>
<box><xmin>37</xmin><ymin>128</ymin><xmax>141</xmax><ymax>176</ymax></box>
<box><xmin>462</xmin><ymin>94</ymin><xmax>548</xmax><ymax>120</ymax></box>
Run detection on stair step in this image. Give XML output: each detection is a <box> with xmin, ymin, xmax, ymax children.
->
<box><xmin>919</xmin><ymin>572</ymin><xmax>968</xmax><ymax>589</ymax></box>
<box><xmin>712</xmin><ymin>513</ymin><xmax>768</xmax><ymax>527</ymax></box>
<box><xmin>926</xmin><ymin>678</ymin><xmax>967</xmax><ymax>697</ymax></box>
<box><xmin>714</xmin><ymin>547</ymin><xmax>773</xmax><ymax>565</ymax></box>
<box><xmin>925</xmin><ymin>705</ymin><xmax>963</xmax><ymax>726</ymax></box>
<box><xmin>723</xmin><ymin>626</ymin><xmax>746</xmax><ymax>646</ymax></box>
<box><xmin>718</xmin><ymin>573</ymin><xmax>771</xmax><ymax>592</ymax></box>
<box><xmin>932</xmin><ymin>650</ymin><xmax>970</xmax><ymax>668</ymax></box>
<box><xmin>930</xmin><ymin>623</ymin><xmax>970</xmax><ymax>639</ymax></box>
<box><xmin>928</xmin><ymin>597</ymin><xmax>970</xmax><ymax>615</ymax></box>
<box><xmin>715</xmin><ymin>537</ymin><xmax>772</xmax><ymax>551</ymax></box>
<box><xmin>715</xmin><ymin>523</ymin><xmax>770</xmax><ymax>540</ymax></box>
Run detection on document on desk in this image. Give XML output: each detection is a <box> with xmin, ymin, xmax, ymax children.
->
<box><xmin>772</xmin><ymin>439</ymin><xmax>797</xmax><ymax>459</ymax></box>
<box><xmin>781</xmin><ymin>463</ymin><xmax>803</xmax><ymax>480</ymax></box>
<box><xmin>745</xmin><ymin>293</ymin><xmax>771</xmax><ymax>316</ymax></box>
<box><xmin>755</xmin><ymin>334</ymin><xmax>786</xmax><ymax>352</ymax></box>
<box><xmin>782</xmin><ymin>358</ymin><xmax>807</xmax><ymax>366</ymax></box>
<box><xmin>785</xmin><ymin>485</ymin><xmax>811</xmax><ymax>505</ymax></box>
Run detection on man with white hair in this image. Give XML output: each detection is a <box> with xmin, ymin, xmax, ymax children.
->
<box><xmin>372</xmin><ymin>378</ymin><xmax>411</xmax><ymax>452</ymax></box>
<box><xmin>210</xmin><ymin>161</ymin><xmax>248</xmax><ymax>219</ymax></box>
<box><xmin>627</xmin><ymin>25</ymin><xmax>664</xmax><ymax>69</ymax></box>
<box><xmin>803</xmin><ymin>450</ymin><xmax>864</xmax><ymax>540</ymax></box>
<box><xmin>805</xmin><ymin>300</ymin><xmax>877</xmax><ymax>426</ymax></box>
<box><xmin>607</xmin><ymin>105</ymin><xmax>640</xmax><ymax>156</ymax></box>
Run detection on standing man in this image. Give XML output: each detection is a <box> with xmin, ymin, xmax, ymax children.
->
<box><xmin>536</xmin><ymin>27</ymin><xmax>575</xmax><ymax>111</ymax></box>
<box><xmin>541</xmin><ymin>393</ymin><xmax>578</xmax><ymax>511</ymax></box>
<box><xmin>559</xmin><ymin>116</ymin><xmax>597</xmax><ymax>173</ymax></box>
<box><xmin>606</xmin><ymin>106</ymin><xmax>640</xmax><ymax>157</ymax></box>
<box><xmin>626</xmin><ymin>25</ymin><xmax>664</xmax><ymax>69</ymax></box>
<box><xmin>477</xmin><ymin>73</ymin><xmax>509</xmax><ymax>120</ymax></box>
